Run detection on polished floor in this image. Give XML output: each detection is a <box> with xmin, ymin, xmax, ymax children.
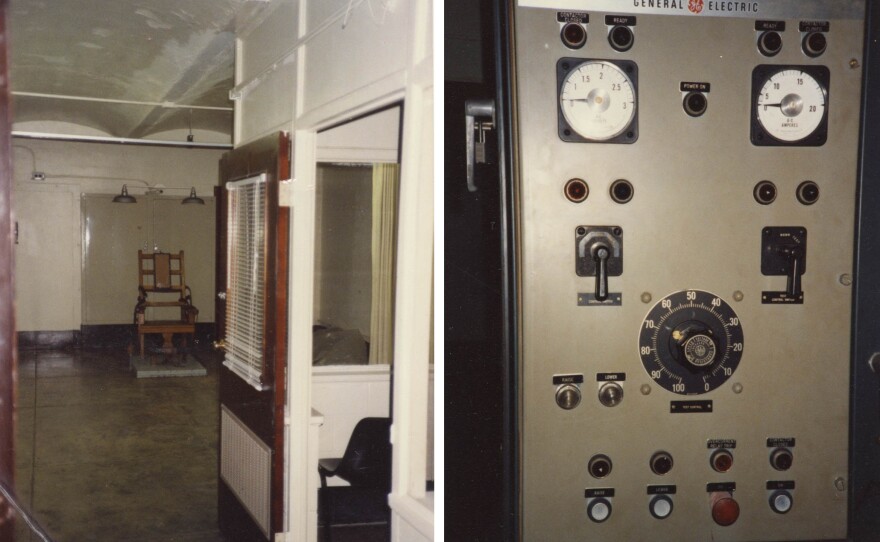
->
<box><xmin>12</xmin><ymin>347</ymin><xmax>388</xmax><ymax>542</ymax></box>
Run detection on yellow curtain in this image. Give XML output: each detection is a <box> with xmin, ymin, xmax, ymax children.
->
<box><xmin>369</xmin><ymin>163</ymin><xmax>399</xmax><ymax>364</ymax></box>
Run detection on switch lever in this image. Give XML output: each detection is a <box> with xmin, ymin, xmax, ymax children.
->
<box><xmin>785</xmin><ymin>246</ymin><xmax>804</xmax><ymax>298</ymax></box>
<box><xmin>594</xmin><ymin>245</ymin><xmax>610</xmax><ymax>302</ymax></box>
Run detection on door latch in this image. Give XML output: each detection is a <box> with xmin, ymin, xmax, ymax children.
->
<box><xmin>465</xmin><ymin>99</ymin><xmax>495</xmax><ymax>192</ymax></box>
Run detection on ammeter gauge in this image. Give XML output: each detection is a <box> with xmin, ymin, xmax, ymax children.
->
<box><xmin>639</xmin><ymin>290</ymin><xmax>744</xmax><ymax>395</ymax></box>
<box><xmin>751</xmin><ymin>65</ymin><xmax>829</xmax><ymax>146</ymax></box>
<box><xmin>557</xmin><ymin>58</ymin><xmax>638</xmax><ymax>143</ymax></box>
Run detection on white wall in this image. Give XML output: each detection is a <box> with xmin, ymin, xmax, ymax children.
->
<box><xmin>12</xmin><ymin>139</ymin><xmax>224</xmax><ymax>332</ymax></box>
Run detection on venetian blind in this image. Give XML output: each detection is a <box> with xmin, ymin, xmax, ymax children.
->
<box><xmin>223</xmin><ymin>174</ymin><xmax>268</xmax><ymax>390</ymax></box>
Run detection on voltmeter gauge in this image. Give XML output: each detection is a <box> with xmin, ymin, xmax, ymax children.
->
<box><xmin>639</xmin><ymin>290</ymin><xmax>744</xmax><ymax>395</ymax></box>
<box><xmin>557</xmin><ymin>58</ymin><xmax>638</xmax><ymax>143</ymax></box>
<box><xmin>751</xmin><ymin>65</ymin><xmax>829</xmax><ymax>146</ymax></box>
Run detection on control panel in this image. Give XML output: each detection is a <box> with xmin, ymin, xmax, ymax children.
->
<box><xmin>509</xmin><ymin>1</ymin><xmax>865</xmax><ymax>540</ymax></box>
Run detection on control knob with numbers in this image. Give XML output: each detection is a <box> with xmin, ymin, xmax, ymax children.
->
<box><xmin>639</xmin><ymin>290</ymin><xmax>744</xmax><ymax>395</ymax></box>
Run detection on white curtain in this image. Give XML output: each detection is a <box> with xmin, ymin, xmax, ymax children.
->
<box><xmin>368</xmin><ymin>163</ymin><xmax>399</xmax><ymax>365</ymax></box>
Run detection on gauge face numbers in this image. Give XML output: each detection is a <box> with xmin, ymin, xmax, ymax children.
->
<box><xmin>639</xmin><ymin>290</ymin><xmax>744</xmax><ymax>396</ymax></box>
<box><xmin>752</xmin><ymin>65</ymin><xmax>829</xmax><ymax>146</ymax></box>
<box><xmin>557</xmin><ymin>58</ymin><xmax>638</xmax><ymax>143</ymax></box>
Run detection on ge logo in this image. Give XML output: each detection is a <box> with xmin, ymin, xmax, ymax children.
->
<box><xmin>688</xmin><ymin>0</ymin><xmax>704</xmax><ymax>14</ymax></box>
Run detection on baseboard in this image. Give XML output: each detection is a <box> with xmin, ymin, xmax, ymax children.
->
<box><xmin>18</xmin><ymin>323</ymin><xmax>217</xmax><ymax>350</ymax></box>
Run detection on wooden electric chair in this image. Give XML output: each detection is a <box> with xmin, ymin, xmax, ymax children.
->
<box><xmin>134</xmin><ymin>250</ymin><xmax>199</xmax><ymax>360</ymax></box>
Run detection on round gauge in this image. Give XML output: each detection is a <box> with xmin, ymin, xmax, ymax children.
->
<box><xmin>755</xmin><ymin>68</ymin><xmax>827</xmax><ymax>143</ymax></box>
<box><xmin>639</xmin><ymin>290</ymin><xmax>744</xmax><ymax>395</ymax></box>
<box><xmin>559</xmin><ymin>60</ymin><xmax>636</xmax><ymax>141</ymax></box>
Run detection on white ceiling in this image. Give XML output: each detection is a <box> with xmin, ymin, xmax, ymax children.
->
<box><xmin>8</xmin><ymin>0</ymin><xmax>263</xmax><ymax>143</ymax></box>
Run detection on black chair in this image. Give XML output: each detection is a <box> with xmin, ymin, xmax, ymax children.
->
<box><xmin>318</xmin><ymin>417</ymin><xmax>392</xmax><ymax>541</ymax></box>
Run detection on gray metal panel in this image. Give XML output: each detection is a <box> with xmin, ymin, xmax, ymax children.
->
<box><xmin>513</xmin><ymin>2</ymin><xmax>865</xmax><ymax>540</ymax></box>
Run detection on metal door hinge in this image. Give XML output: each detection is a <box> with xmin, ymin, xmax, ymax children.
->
<box><xmin>465</xmin><ymin>99</ymin><xmax>496</xmax><ymax>192</ymax></box>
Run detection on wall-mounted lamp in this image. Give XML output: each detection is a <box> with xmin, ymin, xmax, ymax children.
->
<box><xmin>181</xmin><ymin>187</ymin><xmax>205</xmax><ymax>205</ymax></box>
<box><xmin>112</xmin><ymin>185</ymin><xmax>137</xmax><ymax>203</ymax></box>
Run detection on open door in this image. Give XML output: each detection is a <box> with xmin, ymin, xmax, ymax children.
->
<box><xmin>216</xmin><ymin>131</ymin><xmax>290</xmax><ymax>541</ymax></box>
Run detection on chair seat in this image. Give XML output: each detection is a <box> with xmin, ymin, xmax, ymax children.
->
<box><xmin>318</xmin><ymin>458</ymin><xmax>343</xmax><ymax>477</ymax></box>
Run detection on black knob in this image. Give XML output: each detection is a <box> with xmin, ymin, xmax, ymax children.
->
<box><xmin>673</xmin><ymin>326</ymin><xmax>718</xmax><ymax>368</ymax></box>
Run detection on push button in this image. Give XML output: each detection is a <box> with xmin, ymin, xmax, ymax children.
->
<box><xmin>769</xmin><ymin>490</ymin><xmax>793</xmax><ymax>514</ymax></box>
<box><xmin>649</xmin><ymin>495</ymin><xmax>673</xmax><ymax>519</ymax></box>
<box><xmin>587</xmin><ymin>497</ymin><xmax>612</xmax><ymax>523</ymax></box>
<box><xmin>710</xmin><ymin>491</ymin><xmax>740</xmax><ymax>526</ymax></box>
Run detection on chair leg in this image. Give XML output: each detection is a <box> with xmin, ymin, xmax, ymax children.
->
<box><xmin>139</xmin><ymin>333</ymin><xmax>145</xmax><ymax>359</ymax></box>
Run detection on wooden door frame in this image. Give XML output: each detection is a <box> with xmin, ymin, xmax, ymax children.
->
<box><xmin>0</xmin><ymin>0</ymin><xmax>17</xmax><ymax>538</ymax></box>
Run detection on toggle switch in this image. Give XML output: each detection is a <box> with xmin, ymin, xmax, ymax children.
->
<box><xmin>761</xmin><ymin>227</ymin><xmax>807</xmax><ymax>304</ymax></box>
<box><xmin>576</xmin><ymin>226</ymin><xmax>623</xmax><ymax>306</ymax></box>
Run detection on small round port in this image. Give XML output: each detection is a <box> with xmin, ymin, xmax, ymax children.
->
<box><xmin>650</xmin><ymin>451</ymin><xmax>674</xmax><ymax>475</ymax></box>
<box><xmin>803</xmin><ymin>32</ymin><xmax>827</xmax><ymax>57</ymax></box>
<box><xmin>588</xmin><ymin>454</ymin><xmax>613</xmax><ymax>479</ymax></box>
<box><xmin>683</xmin><ymin>92</ymin><xmax>708</xmax><ymax>117</ymax></box>
<box><xmin>561</xmin><ymin>23</ymin><xmax>587</xmax><ymax>49</ymax></box>
<box><xmin>564</xmin><ymin>178</ymin><xmax>589</xmax><ymax>203</ymax></box>
<box><xmin>609</xmin><ymin>179</ymin><xmax>634</xmax><ymax>204</ymax></box>
<box><xmin>796</xmin><ymin>180</ymin><xmax>820</xmax><ymax>205</ymax></box>
<box><xmin>753</xmin><ymin>180</ymin><xmax>777</xmax><ymax>205</ymax></box>
<box><xmin>710</xmin><ymin>449</ymin><xmax>734</xmax><ymax>473</ymax></box>
<box><xmin>757</xmin><ymin>31</ymin><xmax>783</xmax><ymax>57</ymax></box>
<box><xmin>770</xmin><ymin>448</ymin><xmax>793</xmax><ymax>471</ymax></box>
<box><xmin>608</xmin><ymin>25</ymin><xmax>634</xmax><ymax>52</ymax></box>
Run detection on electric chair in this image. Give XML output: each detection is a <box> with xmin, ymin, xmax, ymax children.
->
<box><xmin>134</xmin><ymin>250</ymin><xmax>199</xmax><ymax>360</ymax></box>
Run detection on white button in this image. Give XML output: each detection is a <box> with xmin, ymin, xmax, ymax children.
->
<box><xmin>651</xmin><ymin>497</ymin><xmax>672</xmax><ymax>518</ymax></box>
<box><xmin>772</xmin><ymin>492</ymin><xmax>792</xmax><ymax>513</ymax></box>
<box><xmin>589</xmin><ymin>500</ymin><xmax>611</xmax><ymax>522</ymax></box>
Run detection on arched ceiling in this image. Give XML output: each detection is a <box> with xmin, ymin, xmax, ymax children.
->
<box><xmin>8</xmin><ymin>0</ymin><xmax>261</xmax><ymax>143</ymax></box>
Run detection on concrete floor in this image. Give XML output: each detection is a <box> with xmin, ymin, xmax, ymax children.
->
<box><xmin>12</xmin><ymin>347</ymin><xmax>389</xmax><ymax>542</ymax></box>
<box><xmin>15</xmin><ymin>348</ymin><xmax>224</xmax><ymax>542</ymax></box>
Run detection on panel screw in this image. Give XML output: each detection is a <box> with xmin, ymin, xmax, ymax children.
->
<box><xmin>839</xmin><ymin>274</ymin><xmax>853</xmax><ymax>286</ymax></box>
<box><xmin>834</xmin><ymin>477</ymin><xmax>847</xmax><ymax>491</ymax></box>
<box><xmin>641</xmin><ymin>292</ymin><xmax>652</xmax><ymax>304</ymax></box>
<box><xmin>640</xmin><ymin>384</ymin><xmax>651</xmax><ymax>395</ymax></box>
<box><xmin>732</xmin><ymin>383</ymin><xmax>743</xmax><ymax>394</ymax></box>
<box><xmin>850</xmin><ymin>58</ymin><xmax>861</xmax><ymax>69</ymax></box>
<box><xmin>733</xmin><ymin>290</ymin><xmax>744</xmax><ymax>302</ymax></box>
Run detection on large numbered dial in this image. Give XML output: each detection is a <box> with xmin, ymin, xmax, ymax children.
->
<box><xmin>558</xmin><ymin>59</ymin><xmax>637</xmax><ymax>143</ymax></box>
<box><xmin>639</xmin><ymin>290</ymin><xmax>744</xmax><ymax>395</ymax></box>
<box><xmin>752</xmin><ymin>65</ymin><xmax>829</xmax><ymax>146</ymax></box>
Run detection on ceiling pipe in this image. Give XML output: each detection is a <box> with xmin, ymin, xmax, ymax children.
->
<box><xmin>12</xmin><ymin>131</ymin><xmax>232</xmax><ymax>149</ymax></box>
<box><xmin>12</xmin><ymin>91</ymin><xmax>233</xmax><ymax>111</ymax></box>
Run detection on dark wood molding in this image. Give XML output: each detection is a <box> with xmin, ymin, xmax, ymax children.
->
<box><xmin>0</xmin><ymin>0</ymin><xmax>16</xmax><ymax>536</ymax></box>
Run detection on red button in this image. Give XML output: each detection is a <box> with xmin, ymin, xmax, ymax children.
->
<box><xmin>711</xmin><ymin>492</ymin><xmax>740</xmax><ymax>526</ymax></box>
